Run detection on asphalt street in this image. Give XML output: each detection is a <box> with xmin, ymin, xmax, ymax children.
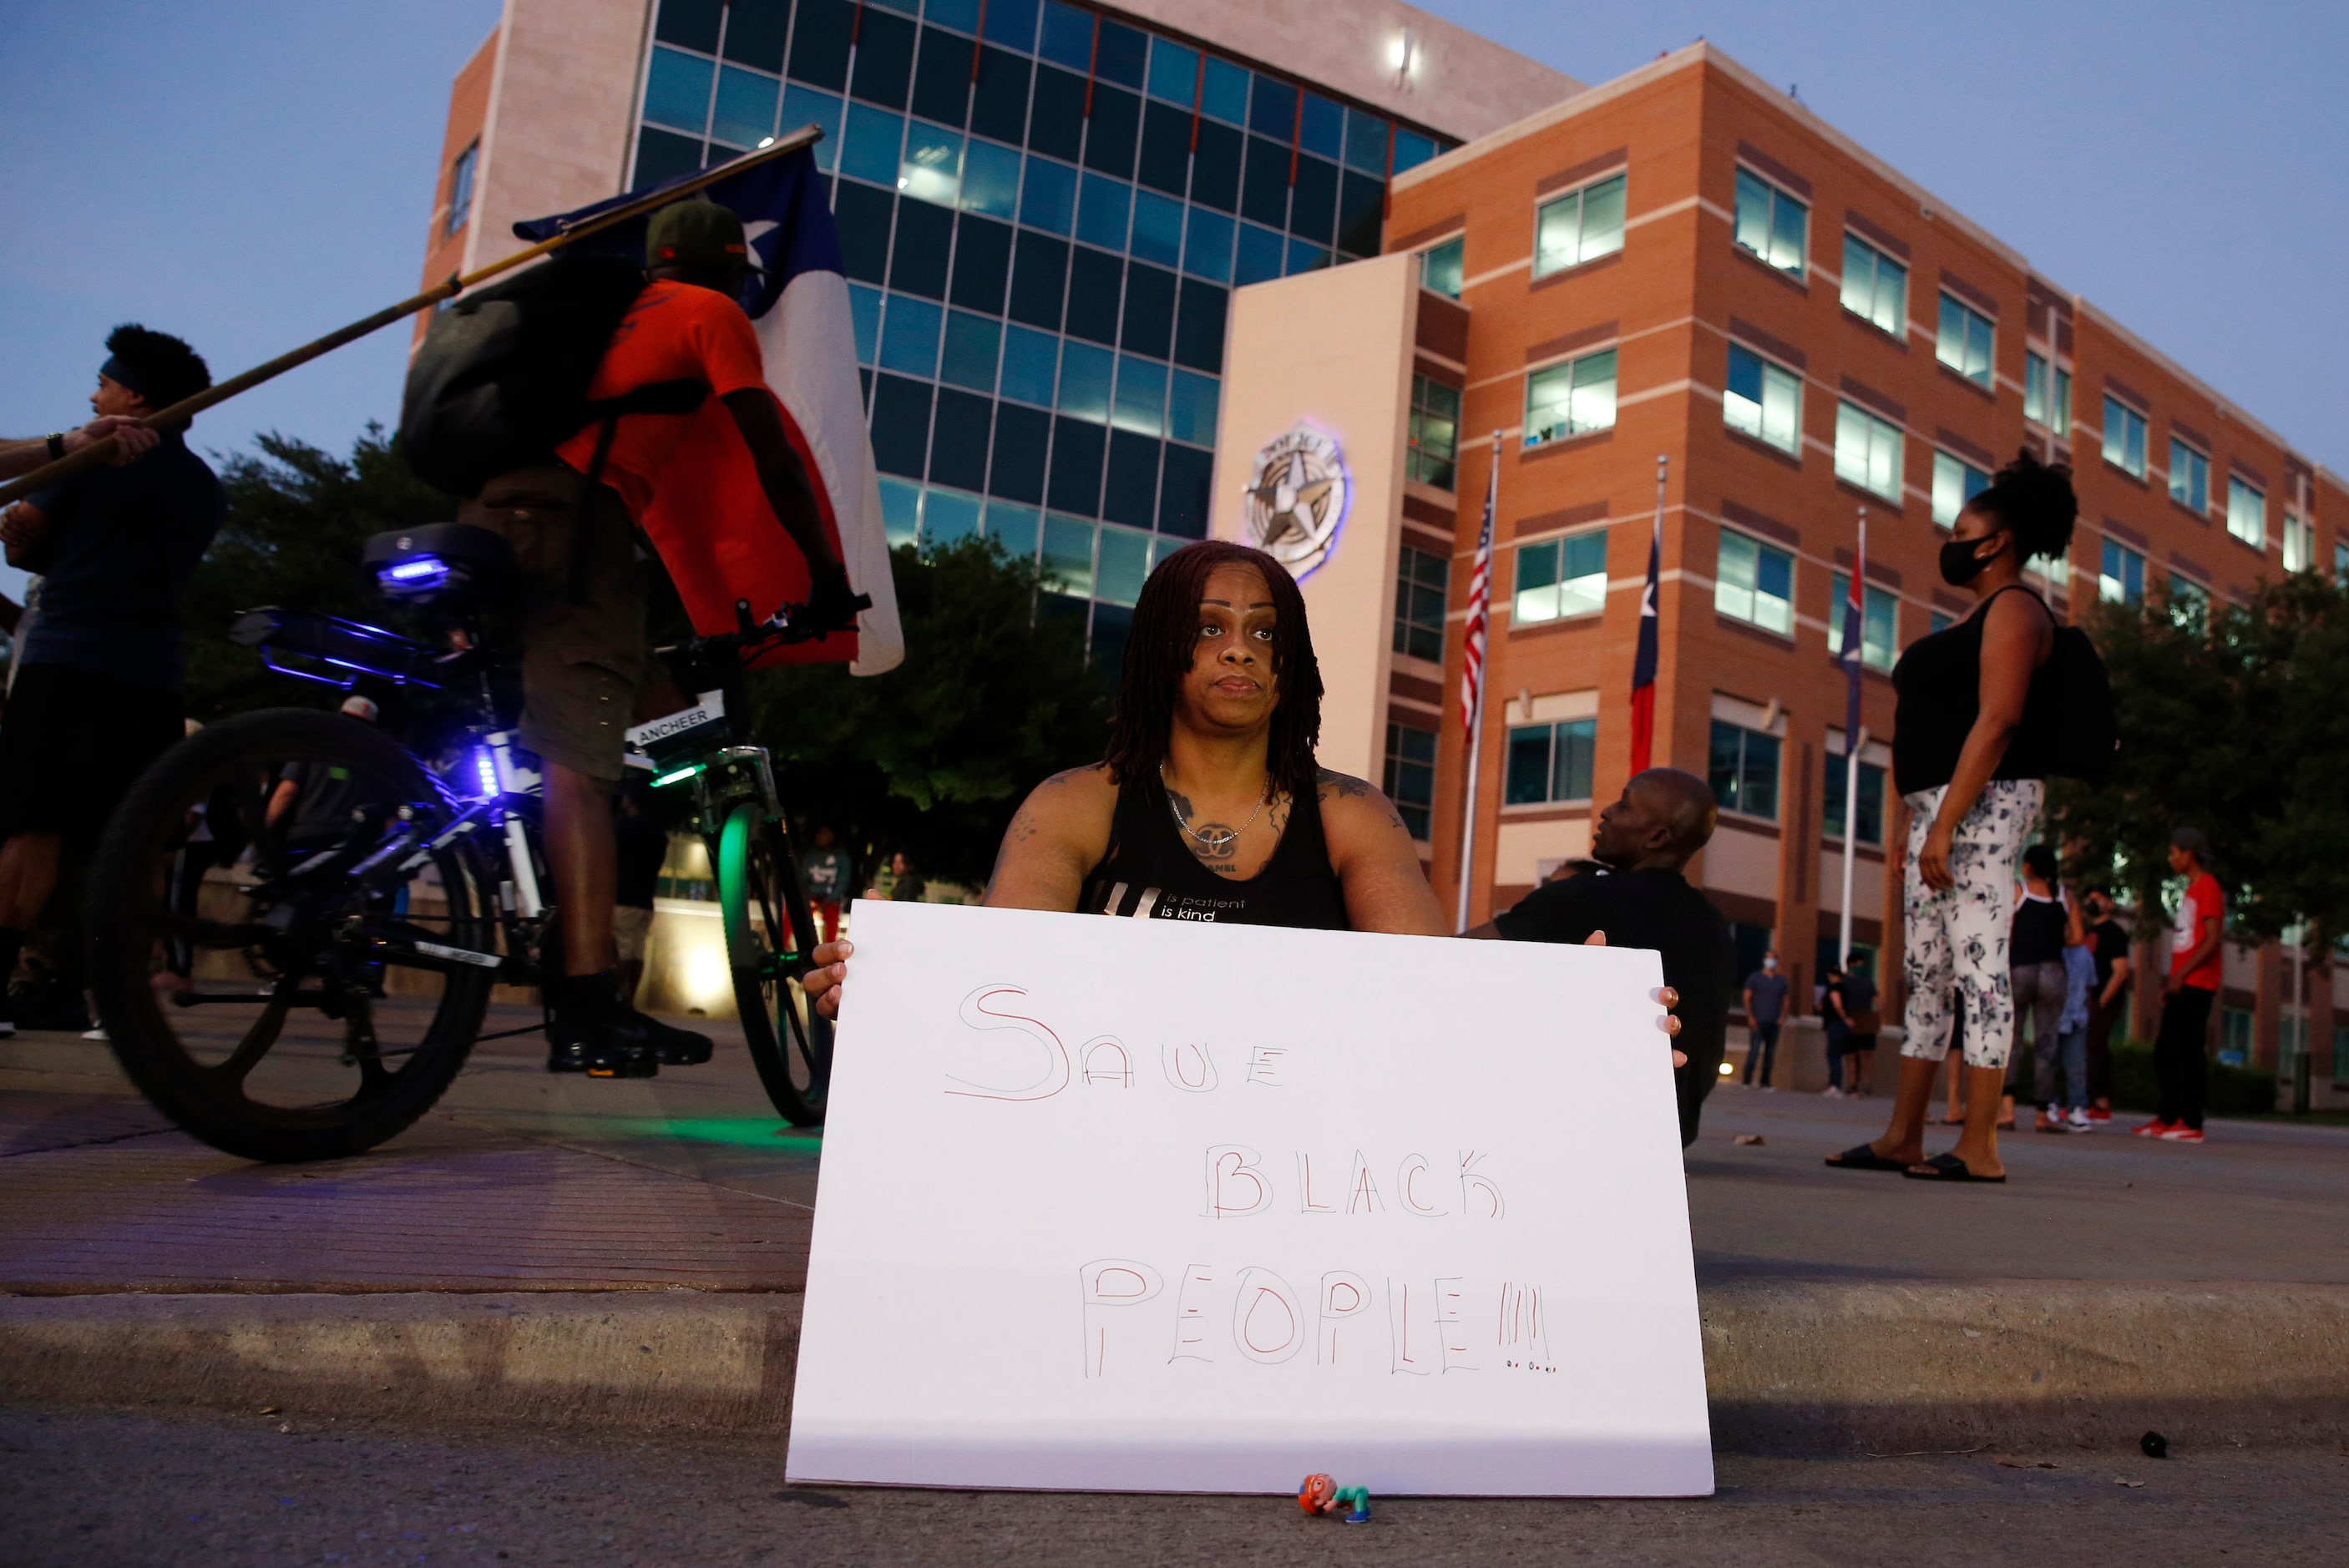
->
<box><xmin>5</xmin><ymin>1402</ymin><xmax>2347</xmax><ymax>1567</ymax></box>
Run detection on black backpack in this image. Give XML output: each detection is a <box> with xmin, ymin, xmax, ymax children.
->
<box><xmin>400</xmin><ymin>253</ymin><xmax>701</xmax><ymax>498</ymax></box>
<box><xmin>2038</xmin><ymin>623</ymin><xmax>2119</xmax><ymax>786</ymax></box>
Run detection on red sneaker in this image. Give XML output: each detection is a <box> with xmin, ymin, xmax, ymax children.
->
<box><xmin>2086</xmin><ymin>1106</ymin><xmax>2113</xmax><ymax>1123</ymax></box>
<box><xmin>2158</xmin><ymin>1126</ymin><xmax>2206</xmax><ymax>1144</ymax></box>
<box><xmin>2133</xmin><ymin>1119</ymin><xmax>2174</xmax><ymax>1137</ymax></box>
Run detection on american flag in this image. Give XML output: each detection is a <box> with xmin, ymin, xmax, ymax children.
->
<box><xmin>1458</xmin><ymin>446</ymin><xmax>1498</xmax><ymax>747</ymax></box>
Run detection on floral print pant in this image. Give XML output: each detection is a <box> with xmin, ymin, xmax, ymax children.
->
<box><xmin>1900</xmin><ymin>779</ymin><xmax>2041</xmax><ymax>1070</ymax></box>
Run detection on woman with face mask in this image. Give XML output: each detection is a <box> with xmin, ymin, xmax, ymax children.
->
<box><xmin>1826</xmin><ymin>450</ymin><xmax>2077</xmax><ymax>1184</ymax></box>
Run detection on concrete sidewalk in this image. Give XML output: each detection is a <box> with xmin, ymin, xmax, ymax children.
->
<box><xmin>5</xmin><ymin>1023</ymin><xmax>2347</xmax><ymax>1453</ymax></box>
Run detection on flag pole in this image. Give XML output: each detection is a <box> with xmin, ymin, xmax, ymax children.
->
<box><xmin>1453</xmin><ymin>429</ymin><xmax>1501</xmax><ymax>934</ymax></box>
<box><xmin>0</xmin><ymin>124</ymin><xmax>828</xmax><ymax>508</ymax></box>
<box><xmin>1839</xmin><ymin>507</ymin><xmax>1866</xmax><ymax>969</ymax></box>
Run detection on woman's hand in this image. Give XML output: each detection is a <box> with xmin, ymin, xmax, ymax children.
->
<box><xmin>1586</xmin><ymin>929</ymin><xmax>1687</xmax><ymax>1068</ymax></box>
<box><xmin>1917</xmin><ymin>819</ymin><xmax>1957</xmax><ymax>893</ymax></box>
<box><xmin>803</xmin><ymin>938</ymin><xmax>851</xmax><ymax>1019</ymax></box>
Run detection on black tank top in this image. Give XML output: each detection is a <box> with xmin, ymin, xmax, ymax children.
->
<box><xmin>1891</xmin><ymin>584</ymin><xmax>2057</xmax><ymax>797</ymax></box>
<box><xmin>1079</xmin><ymin>773</ymin><xmax>1349</xmax><ymax>929</ymax></box>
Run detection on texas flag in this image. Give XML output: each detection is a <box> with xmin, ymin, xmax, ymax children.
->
<box><xmin>518</xmin><ymin>146</ymin><xmax>902</xmax><ymax>674</ymax></box>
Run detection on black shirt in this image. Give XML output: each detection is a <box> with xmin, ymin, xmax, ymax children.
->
<box><xmin>1890</xmin><ymin>585</ymin><xmax>2057</xmax><ymax>797</ymax></box>
<box><xmin>2011</xmin><ymin>893</ymin><xmax>2067</xmax><ymax>967</ymax></box>
<box><xmin>24</xmin><ymin>432</ymin><xmax>225</xmax><ymax>691</ymax></box>
<box><xmin>1081</xmin><ymin>773</ymin><xmax>1347</xmax><ymax>929</ymax></box>
<box><xmin>1492</xmin><ymin>865</ymin><xmax>1734</xmax><ymax>1147</ymax></box>
<box><xmin>2090</xmin><ymin>918</ymin><xmax>2132</xmax><ymax>994</ymax></box>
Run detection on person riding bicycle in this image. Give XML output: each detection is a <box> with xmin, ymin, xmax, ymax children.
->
<box><xmin>455</xmin><ymin>197</ymin><xmax>861</xmax><ymax>1077</ymax></box>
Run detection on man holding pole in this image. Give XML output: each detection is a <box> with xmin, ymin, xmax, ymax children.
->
<box><xmin>0</xmin><ymin>326</ymin><xmax>225</xmax><ymax>1034</ymax></box>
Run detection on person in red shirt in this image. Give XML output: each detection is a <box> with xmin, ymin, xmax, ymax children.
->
<box><xmin>2141</xmin><ymin>826</ymin><xmax>2224</xmax><ymax>1142</ymax></box>
<box><xmin>456</xmin><ymin>199</ymin><xmax>858</xmax><ymax>1077</ymax></box>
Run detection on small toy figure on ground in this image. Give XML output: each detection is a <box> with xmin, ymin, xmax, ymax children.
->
<box><xmin>1296</xmin><ymin>1473</ymin><xmax>1372</xmax><ymax>1524</ymax></box>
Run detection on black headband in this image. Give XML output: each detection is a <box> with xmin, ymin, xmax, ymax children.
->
<box><xmin>99</xmin><ymin>355</ymin><xmax>151</xmax><ymax>400</ymax></box>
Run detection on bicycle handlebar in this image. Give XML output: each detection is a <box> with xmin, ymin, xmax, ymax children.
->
<box><xmin>658</xmin><ymin>593</ymin><xmax>872</xmax><ymax>666</ymax></box>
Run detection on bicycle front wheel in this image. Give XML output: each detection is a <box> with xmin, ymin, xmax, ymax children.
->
<box><xmin>716</xmin><ymin>802</ymin><xmax>831</xmax><ymax>1126</ymax></box>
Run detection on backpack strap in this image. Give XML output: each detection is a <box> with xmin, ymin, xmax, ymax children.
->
<box><xmin>566</xmin><ymin>378</ymin><xmax>711</xmax><ymax>602</ymax></box>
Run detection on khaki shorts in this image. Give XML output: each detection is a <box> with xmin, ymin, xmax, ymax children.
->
<box><xmin>613</xmin><ymin>904</ymin><xmax>656</xmax><ymax>966</ymax></box>
<box><xmin>457</xmin><ymin>463</ymin><xmax>647</xmax><ymax>785</ymax></box>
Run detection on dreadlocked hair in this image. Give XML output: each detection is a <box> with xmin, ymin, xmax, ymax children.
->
<box><xmin>1101</xmin><ymin>540</ymin><xmax>1324</xmax><ymax>806</ymax></box>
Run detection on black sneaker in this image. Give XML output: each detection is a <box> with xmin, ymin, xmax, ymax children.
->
<box><xmin>545</xmin><ymin>972</ymin><xmax>659</xmax><ymax>1079</ymax></box>
<box><xmin>10</xmin><ymin>981</ymin><xmax>90</xmax><ymax>1034</ymax></box>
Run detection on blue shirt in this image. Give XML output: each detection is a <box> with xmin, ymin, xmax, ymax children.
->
<box><xmin>23</xmin><ymin>432</ymin><xmax>224</xmax><ymax>690</ymax></box>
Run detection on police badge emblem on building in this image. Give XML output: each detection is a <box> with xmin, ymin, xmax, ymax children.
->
<box><xmin>1241</xmin><ymin>422</ymin><xmax>1349</xmax><ymax>580</ymax></box>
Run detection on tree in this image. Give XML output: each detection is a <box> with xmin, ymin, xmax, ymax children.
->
<box><xmin>747</xmin><ymin>538</ymin><xmax>1112</xmax><ymax>891</ymax></box>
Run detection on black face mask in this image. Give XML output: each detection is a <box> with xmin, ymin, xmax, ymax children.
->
<box><xmin>1940</xmin><ymin>535</ymin><xmax>1997</xmax><ymax>587</ymax></box>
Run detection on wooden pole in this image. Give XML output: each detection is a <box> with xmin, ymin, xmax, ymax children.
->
<box><xmin>0</xmin><ymin>124</ymin><xmax>826</xmax><ymax>508</ymax></box>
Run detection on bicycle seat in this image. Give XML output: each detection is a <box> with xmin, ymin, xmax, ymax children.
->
<box><xmin>362</xmin><ymin>523</ymin><xmax>518</xmax><ymax>604</ymax></box>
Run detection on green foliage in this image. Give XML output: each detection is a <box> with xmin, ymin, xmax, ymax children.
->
<box><xmin>747</xmin><ymin>539</ymin><xmax>1111</xmax><ymax>889</ymax></box>
<box><xmin>181</xmin><ymin>426</ymin><xmax>449</xmax><ymax>721</ymax></box>
<box><xmin>2049</xmin><ymin>572</ymin><xmax>2349</xmax><ymax>947</ymax></box>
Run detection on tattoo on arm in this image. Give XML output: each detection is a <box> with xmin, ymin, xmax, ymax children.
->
<box><xmin>1319</xmin><ymin>768</ymin><xmax>1410</xmax><ymax>834</ymax></box>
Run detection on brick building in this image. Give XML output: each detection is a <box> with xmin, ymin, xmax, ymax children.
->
<box><xmin>1206</xmin><ymin>43</ymin><xmax>2347</xmax><ymax>1099</ymax></box>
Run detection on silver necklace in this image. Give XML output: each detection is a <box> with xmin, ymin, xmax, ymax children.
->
<box><xmin>1162</xmin><ymin>764</ymin><xmax>1268</xmax><ymax>854</ymax></box>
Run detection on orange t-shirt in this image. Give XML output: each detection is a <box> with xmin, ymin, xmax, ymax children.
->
<box><xmin>554</xmin><ymin>279</ymin><xmax>768</xmax><ymax>521</ymax></box>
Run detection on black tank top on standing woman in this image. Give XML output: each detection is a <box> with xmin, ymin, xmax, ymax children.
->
<box><xmin>1078</xmin><ymin>772</ymin><xmax>1350</xmax><ymax>929</ymax></box>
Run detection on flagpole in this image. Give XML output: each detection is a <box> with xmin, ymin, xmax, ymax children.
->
<box><xmin>1839</xmin><ymin>508</ymin><xmax>1866</xmax><ymax>969</ymax></box>
<box><xmin>0</xmin><ymin>124</ymin><xmax>828</xmax><ymax>508</ymax></box>
<box><xmin>1453</xmin><ymin>430</ymin><xmax>1501</xmax><ymax>934</ymax></box>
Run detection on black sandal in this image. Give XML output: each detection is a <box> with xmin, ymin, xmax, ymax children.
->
<box><xmin>1824</xmin><ymin>1144</ymin><xmax>1911</xmax><ymax>1172</ymax></box>
<box><xmin>1902</xmin><ymin>1152</ymin><xmax>2006</xmax><ymax>1183</ymax></box>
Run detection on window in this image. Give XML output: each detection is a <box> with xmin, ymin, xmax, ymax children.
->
<box><xmin>1935</xmin><ymin>294</ymin><xmax>1994</xmax><ymax>389</ymax></box>
<box><xmin>2219</xmin><ymin>1006</ymin><xmax>2253</xmax><ymax>1068</ymax></box>
<box><xmin>2103</xmin><ymin>395</ymin><xmax>2148</xmax><ymax>478</ymax></box>
<box><xmin>1384</xmin><ymin>723</ymin><xmax>1437</xmax><ymax>840</ymax></box>
<box><xmin>2226</xmin><ymin>476</ymin><xmax>2265</xmax><ymax>549</ymax></box>
<box><xmin>2024</xmin><ymin>352</ymin><xmax>2071</xmax><ymax>435</ymax></box>
<box><xmin>1733</xmin><ymin>167</ymin><xmax>1807</xmax><ymax>278</ymax></box>
<box><xmin>1828</xmin><ymin>572</ymin><xmax>1898</xmax><ymax>672</ymax></box>
<box><xmin>2336</xmin><ymin>539</ymin><xmax>2348</xmax><ymax>585</ymax></box>
<box><xmin>1514</xmin><ymin>531</ymin><xmax>1607</xmax><ymax>625</ymax></box>
<box><xmin>1506</xmin><ymin>718</ymin><xmax>1597</xmax><ymax>806</ymax></box>
<box><xmin>1393</xmin><ymin>545</ymin><xmax>1450</xmax><ymax>662</ymax></box>
<box><xmin>1840</xmin><ymin>234</ymin><xmax>1906</xmax><ymax>335</ymax></box>
<box><xmin>1715</xmin><ymin>530</ymin><xmax>1794</xmax><ymax>636</ymax></box>
<box><xmin>1834</xmin><ymin>402</ymin><xmax>1903</xmax><ymax>501</ymax></box>
<box><xmin>446</xmin><ymin>139</ymin><xmax>478</xmax><ymax>236</ymax></box>
<box><xmin>1822</xmin><ymin>750</ymin><xmax>1886</xmax><ymax>845</ymax></box>
<box><xmin>1929</xmin><ymin>609</ymin><xmax>1953</xmax><ymax>635</ymax></box>
<box><xmin>2284</xmin><ymin>515</ymin><xmax>2315</xmax><ymax>574</ymax></box>
<box><xmin>1724</xmin><ymin>343</ymin><xmax>1800</xmax><ymax>454</ymax></box>
<box><xmin>1420</xmin><ymin>235</ymin><xmax>1463</xmax><ymax>300</ymax></box>
<box><xmin>1709</xmin><ymin>720</ymin><xmax>1781</xmax><ymax>819</ymax></box>
<box><xmin>1407</xmin><ymin>375</ymin><xmax>1461</xmax><ymax>488</ymax></box>
<box><xmin>2167</xmin><ymin>573</ymin><xmax>2208</xmax><ymax>631</ymax></box>
<box><xmin>2100</xmin><ymin>539</ymin><xmax>2145</xmax><ymax>604</ymax></box>
<box><xmin>1534</xmin><ymin>172</ymin><xmax>1627</xmax><ymax>276</ymax></box>
<box><xmin>2169</xmin><ymin>438</ymin><xmax>2210</xmax><ymax>514</ymax></box>
<box><xmin>1931</xmin><ymin>451</ymin><xmax>1990</xmax><ymax>529</ymax></box>
<box><xmin>1523</xmin><ymin>348</ymin><xmax>1617</xmax><ymax>445</ymax></box>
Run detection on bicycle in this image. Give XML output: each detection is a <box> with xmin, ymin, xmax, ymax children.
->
<box><xmin>84</xmin><ymin>521</ymin><xmax>843</xmax><ymax>1163</ymax></box>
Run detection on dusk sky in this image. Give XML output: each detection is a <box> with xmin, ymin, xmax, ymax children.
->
<box><xmin>4</xmin><ymin>0</ymin><xmax>2341</xmax><ymax>531</ymax></box>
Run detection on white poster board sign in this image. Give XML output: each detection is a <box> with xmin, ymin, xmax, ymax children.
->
<box><xmin>787</xmin><ymin>903</ymin><xmax>1711</xmax><ymax>1497</ymax></box>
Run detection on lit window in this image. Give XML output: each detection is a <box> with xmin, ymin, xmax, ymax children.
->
<box><xmin>446</xmin><ymin>139</ymin><xmax>478</xmax><ymax>237</ymax></box>
<box><xmin>2336</xmin><ymin>539</ymin><xmax>2348</xmax><ymax>586</ymax></box>
<box><xmin>1840</xmin><ymin>234</ymin><xmax>1906</xmax><ymax>336</ymax></box>
<box><xmin>1828</xmin><ymin>572</ymin><xmax>1898</xmax><ymax>672</ymax></box>
<box><xmin>1392</xmin><ymin>545</ymin><xmax>1450</xmax><ymax>663</ymax></box>
<box><xmin>1523</xmin><ymin>348</ymin><xmax>1617</xmax><ymax>445</ymax></box>
<box><xmin>1930</xmin><ymin>609</ymin><xmax>1953</xmax><ymax>634</ymax></box>
<box><xmin>1420</xmin><ymin>235</ymin><xmax>1463</xmax><ymax>300</ymax></box>
<box><xmin>2166</xmin><ymin>573</ymin><xmax>2208</xmax><ymax>631</ymax></box>
<box><xmin>1936</xmin><ymin>293</ymin><xmax>1994</xmax><ymax>389</ymax></box>
<box><xmin>2100</xmin><ymin>539</ymin><xmax>2145</xmax><ymax>604</ymax></box>
<box><xmin>2169</xmin><ymin>438</ymin><xmax>2210</xmax><ymax>514</ymax></box>
<box><xmin>1506</xmin><ymin>718</ymin><xmax>1597</xmax><ymax>806</ymax></box>
<box><xmin>1724</xmin><ymin>343</ymin><xmax>1801</xmax><ymax>454</ymax></box>
<box><xmin>2024</xmin><ymin>352</ymin><xmax>2069</xmax><ymax>432</ymax></box>
<box><xmin>2103</xmin><ymin>396</ymin><xmax>2148</xmax><ymax>478</ymax></box>
<box><xmin>1514</xmin><ymin>531</ymin><xmax>1607</xmax><ymax>625</ymax></box>
<box><xmin>1834</xmin><ymin>402</ymin><xmax>1903</xmax><ymax>501</ymax></box>
<box><xmin>1822</xmin><ymin>751</ymin><xmax>1886</xmax><ymax>845</ymax></box>
<box><xmin>1534</xmin><ymin>173</ymin><xmax>1627</xmax><ymax>276</ymax></box>
<box><xmin>1407</xmin><ymin>375</ymin><xmax>1461</xmax><ymax>488</ymax></box>
<box><xmin>1709</xmin><ymin>720</ymin><xmax>1781</xmax><ymax>819</ymax></box>
<box><xmin>1383</xmin><ymin>722</ymin><xmax>1438</xmax><ymax>840</ymax></box>
<box><xmin>2284</xmin><ymin>515</ymin><xmax>2315</xmax><ymax>574</ymax></box>
<box><xmin>1715</xmin><ymin>531</ymin><xmax>1794</xmax><ymax>636</ymax></box>
<box><xmin>1733</xmin><ymin>167</ymin><xmax>1807</xmax><ymax>278</ymax></box>
<box><xmin>1931</xmin><ymin>451</ymin><xmax>1990</xmax><ymax>529</ymax></box>
<box><xmin>2226</xmin><ymin>477</ymin><xmax>2265</xmax><ymax>549</ymax></box>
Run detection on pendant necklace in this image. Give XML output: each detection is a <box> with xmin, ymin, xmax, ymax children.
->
<box><xmin>1162</xmin><ymin>763</ymin><xmax>1267</xmax><ymax>854</ymax></box>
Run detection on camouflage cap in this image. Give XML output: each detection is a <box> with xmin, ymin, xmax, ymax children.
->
<box><xmin>645</xmin><ymin>198</ymin><xmax>754</xmax><ymax>271</ymax></box>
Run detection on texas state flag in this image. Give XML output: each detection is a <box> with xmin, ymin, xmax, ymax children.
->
<box><xmin>517</xmin><ymin>145</ymin><xmax>903</xmax><ymax>674</ymax></box>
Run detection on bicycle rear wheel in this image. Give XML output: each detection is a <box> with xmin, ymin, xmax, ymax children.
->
<box><xmin>86</xmin><ymin>708</ymin><xmax>496</xmax><ymax>1162</ymax></box>
<box><xmin>716</xmin><ymin>802</ymin><xmax>831</xmax><ymax>1126</ymax></box>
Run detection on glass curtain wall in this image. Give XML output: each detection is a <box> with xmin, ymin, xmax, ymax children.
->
<box><xmin>630</xmin><ymin>0</ymin><xmax>1450</xmax><ymax>659</ymax></box>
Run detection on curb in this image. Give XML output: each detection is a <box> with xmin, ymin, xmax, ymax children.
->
<box><xmin>4</xmin><ymin>1283</ymin><xmax>2346</xmax><ymax>1452</ymax></box>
